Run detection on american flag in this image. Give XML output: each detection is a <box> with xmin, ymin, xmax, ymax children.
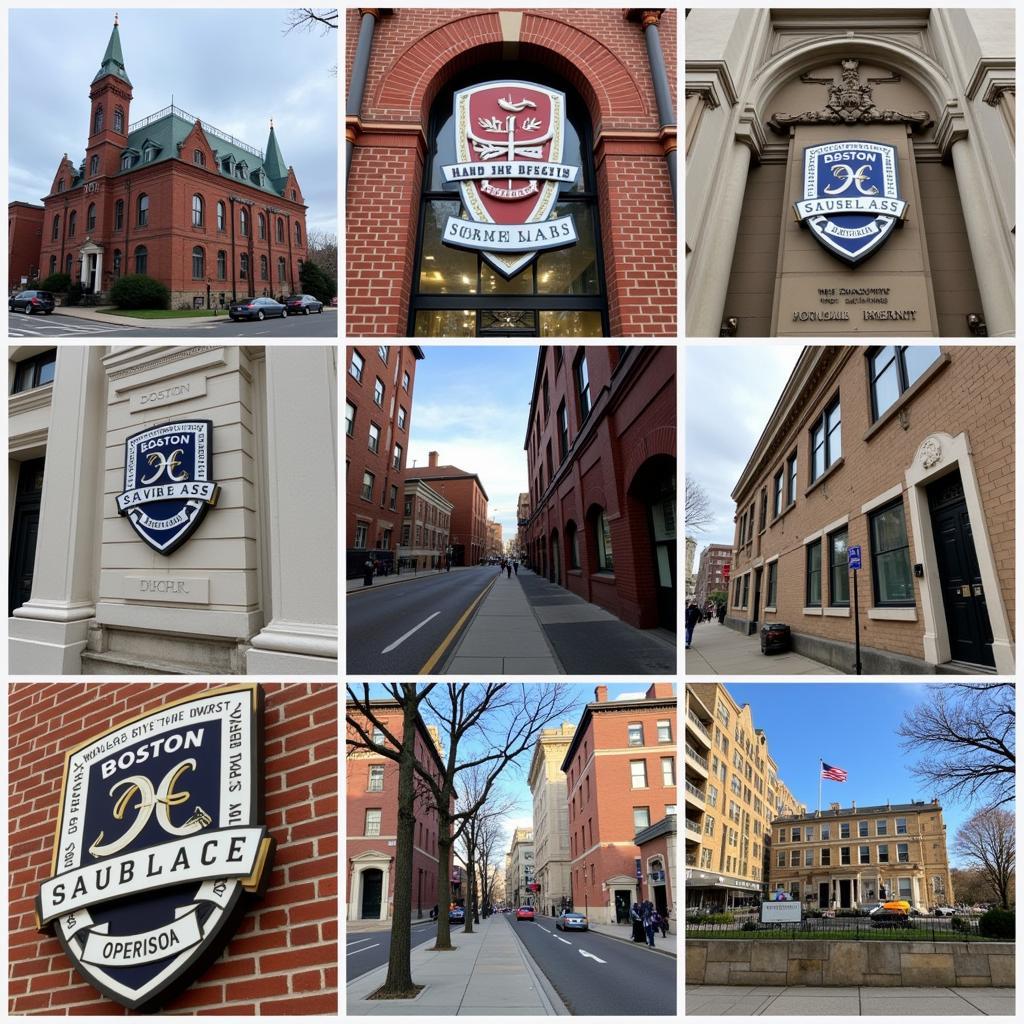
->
<box><xmin>821</xmin><ymin>761</ymin><xmax>848</xmax><ymax>782</ymax></box>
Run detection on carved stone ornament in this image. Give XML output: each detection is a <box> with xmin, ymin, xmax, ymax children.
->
<box><xmin>768</xmin><ymin>59</ymin><xmax>933</xmax><ymax>134</ymax></box>
<box><xmin>919</xmin><ymin>436</ymin><xmax>943</xmax><ymax>469</ymax></box>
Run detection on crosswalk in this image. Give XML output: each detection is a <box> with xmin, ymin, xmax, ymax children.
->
<box><xmin>7</xmin><ymin>314</ymin><xmax>142</xmax><ymax>338</ymax></box>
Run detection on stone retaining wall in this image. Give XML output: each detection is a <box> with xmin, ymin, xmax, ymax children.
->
<box><xmin>686</xmin><ymin>939</ymin><xmax>1015</xmax><ymax>987</ymax></box>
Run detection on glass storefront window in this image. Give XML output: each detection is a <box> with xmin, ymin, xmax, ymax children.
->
<box><xmin>540</xmin><ymin>311</ymin><xmax>603</xmax><ymax>337</ymax></box>
<box><xmin>536</xmin><ymin>205</ymin><xmax>599</xmax><ymax>295</ymax></box>
<box><xmin>418</xmin><ymin>202</ymin><xmax>478</xmax><ymax>294</ymax></box>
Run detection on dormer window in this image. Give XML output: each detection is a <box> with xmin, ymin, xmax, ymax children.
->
<box><xmin>57</xmin><ymin>178</ymin><xmax>65</xmax><ymax>193</ymax></box>
<box><xmin>143</xmin><ymin>146</ymin><xmax>155</xmax><ymax>163</ymax></box>
<box><xmin>193</xmin><ymin>149</ymin><xmax>206</xmax><ymax>167</ymax></box>
<box><xmin>121</xmin><ymin>153</ymin><xmax>133</xmax><ymax>170</ymax></box>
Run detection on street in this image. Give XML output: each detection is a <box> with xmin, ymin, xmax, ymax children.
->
<box><xmin>347</xmin><ymin>919</ymin><xmax>462</xmax><ymax>980</ymax></box>
<box><xmin>346</xmin><ymin>567</ymin><xmax>497</xmax><ymax>674</ymax></box>
<box><xmin>508</xmin><ymin>914</ymin><xmax>676</xmax><ymax>1016</ymax></box>
<box><xmin>7</xmin><ymin>310</ymin><xmax>337</xmax><ymax>339</ymax></box>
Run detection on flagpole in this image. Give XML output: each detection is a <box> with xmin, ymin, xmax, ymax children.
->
<box><xmin>818</xmin><ymin>757</ymin><xmax>822</xmax><ymax>815</ymax></box>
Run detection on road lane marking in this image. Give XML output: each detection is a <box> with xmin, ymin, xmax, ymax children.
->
<box><xmin>347</xmin><ymin>937</ymin><xmax>376</xmax><ymax>947</ymax></box>
<box><xmin>537</xmin><ymin>926</ymin><xmax>552</xmax><ymax>934</ymax></box>
<box><xmin>381</xmin><ymin>611</ymin><xmax>441</xmax><ymax>653</ymax></box>
<box><xmin>579</xmin><ymin>949</ymin><xmax>606</xmax><ymax>963</ymax></box>
<box><xmin>556</xmin><ymin>936</ymin><xmax>571</xmax><ymax>944</ymax></box>
<box><xmin>347</xmin><ymin>943</ymin><xmax>380</xmax><ymax>956</ymax></box>
<box><xmin>418</xmin><ymin>576</ymin><xmax>498</xmax><ymax>673</ymax></box>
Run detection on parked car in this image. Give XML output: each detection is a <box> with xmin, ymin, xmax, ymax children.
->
<box><xmin>228</xmin><ymin>296</ymin><xmax>287</xmax><ymax>321</ymax></box>
<box><xmin>448</xmin><ymin>906</ymin><xmax>465</xmax><ymax>924</ymax></box>
<box><xmin>283</xmin><ymin>293</ymin><xmax>324</xmax><ymax>315</ymax></box>
<box><xmin>555</xmin><ymin>911</ymin><xmax>588</xmax><ymax>931</ymax></box>
<box><xmin>515</xmin><ymin>906</ymin><xmax>535</xmax><ymax>921</ymax></box>
<box><xmin>9</xmin><ymin>290</ymin><xmax>55</xmax><ymax>315</ymax></box>
<box><xmin>760</xmin><ymin>622</ymin><xmax>791</xmax><ymax>654</ymax></box>
<box><xmin>932</xmin><ymin>906</ymin><xmax>958</xmax><ymax>916</ymax></box>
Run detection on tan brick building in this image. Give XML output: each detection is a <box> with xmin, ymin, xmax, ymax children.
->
<box><xmin>562</xmin><ymin>683</ymin><xmax>676</xmax><ymax>924</ymax></box>
<box><xmin>399</xmin><ymin>477</ymin><xmax>453</xmax><ymax>571</ymax></box>
<box><xmin>726</xmin><ymin>345</ymin><xmax>1014</xmax><ymax>673</ymax></box>
<box><xmin>770</xmin><ymin>799</ymin><xmax>954</xmax><ymax>913</ymax></box>
<box><xmin>505</xmin><ymin>826</ymin><xmax>535</xmax><ymax>910</ymax></box>
<box><xmin>685</xmin><ymin>683</ymin><xmax>804</xmax><ymax>911</ymax></box>
<box><xmin>528</xmin><ymin>722</ymin><xmax>575</xmax><ymax>917</ymax></box>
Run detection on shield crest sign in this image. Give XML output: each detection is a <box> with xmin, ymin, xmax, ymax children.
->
<box><xmin>36</xmin><ymin>684</ymin><xmax>274</xmax><ymax>1011</ymax></box>
<box><xmin>116</xmin><ymin>420</ymin><xmax>220</xmax><ymax>554</ymax></box>
<box><xmin>441</xmin><ymin>80</ymin><xmax>580</xmax><ymax>278</ymax></box>
<box><xmin>794</xmin><ymin>141</ymin><xmax>908</xmax><ymax>264</ymax></box>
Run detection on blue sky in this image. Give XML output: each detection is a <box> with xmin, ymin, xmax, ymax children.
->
<box><xmin>8</xmin><ymin>9</ymin><xmax>337</xmax><ymax>234</ymax></box>
<box><xmin>723</xmin><ymin>683</ymin><xmax>987</xmax><ymax>867</ymax></box>
<box><xmin>410</xmin><ymin>346</ymin><xmax>539</xmax><ymax>541</ymax></box>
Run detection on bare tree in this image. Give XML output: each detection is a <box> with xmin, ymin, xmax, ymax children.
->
<box><xmin>284</xmin><ymin>8</ymin><xmax>338</xmax><ymax>34</ymax></box>
<box><xmin>305</xmin><ymin>228</ymin><xmax>337</xmax><ymax>283</ymax></box>
<box><xmin>953</xmin><ymin>808</ymin><xmax>1015</xmax><ymax>909</ymax></box>
<box><xmin>896</xmin><ymin>683</ymin><xmax>1015</xmax><ymax>810</ymax></box>
<box><xmin>685</xmin><ymin>474</ymin><xmax>714</xmax><ymax>533</ymax></box>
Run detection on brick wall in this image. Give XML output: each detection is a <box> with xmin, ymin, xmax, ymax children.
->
<box><xmin>8</xmin><ymin>682</ymin><xmax>338</xmax><ymax>1016</ymax></box>
<box><xmin>8</xmin><ymin>203</ymin><xmax>45</xmax><ymax>288</ymax></box>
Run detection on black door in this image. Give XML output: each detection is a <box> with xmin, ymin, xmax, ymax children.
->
<box><xmin>614</xmin><ymin>890</ymin><xmax>631</xmax><ymax>923</ymax></box>
<box><xmin>361</xmin><ymin>868</ymin><xmax>383</xmax><ymax>919</ymax></box>
<box><xmin>839</xmin><ymin>879</ymin><xmax>851</xmax><ymax>909</ymax></box>
<box><xmin>819</xmin><ymin>881</ymin><xmax>830</xmax><ymax>909</ymax></box>
<box><xmin>927</xmin><ymin>472</ymin><xmax>995</xmax><ymax>667</ymax></box>
<box><xmin>752</xmin><ymin>567</ymin><xmax>763</xmax><ymax>631</ymax></box>
<box><xmin>9</xmin><ymin>458</ymin><xmax>45</xmax><ymax>615</ymax></box>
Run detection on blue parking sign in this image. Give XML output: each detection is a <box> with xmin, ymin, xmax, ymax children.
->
<box><xmin>848</xmin><ymin>545</ymin><xmax>862</xmax><ymax>571</ymax></box>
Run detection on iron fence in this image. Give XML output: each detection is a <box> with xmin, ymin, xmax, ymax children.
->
<box><xmin>685</xmin><ymin>912</ymin><xmax>990</xmax><ymax>942</ymax></box>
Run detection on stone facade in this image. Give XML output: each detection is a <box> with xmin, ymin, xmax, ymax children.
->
<box><xmin>528</xmin><ymin>721</ymin><xmax>575</xmax><ymax>917</ymax></box>
<box><xmin>399</xmin><ymin>477</ymin><xmax>453</xmax><ymax>570</ymax></box>
<box><xmin>506</xmin><ymin>826</ymin><xmax>535</xmax><ymax>910</ymax></box>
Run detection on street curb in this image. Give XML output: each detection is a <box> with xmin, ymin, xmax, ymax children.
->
<box><xmin>346</xmin><ymin>566</ymin><xmax>479</xmax><ymax>596</ymax></box>
<box><xmin>437</xmin><ymin>575</ymin><xmax>500</xmax><ymax>674</ymax></box>
<box><xmin>586</xmin><ymin>925</ymin><xmax>677</xmax><ymax>960</ymax></box>
<box><xmin>501</xmin><ymin>916</ymin><xmax>571</xmax><ymax>1016</ymax></box>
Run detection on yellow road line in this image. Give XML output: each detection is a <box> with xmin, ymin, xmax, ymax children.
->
<box><xmin>418</xmin><ymin>576</ymin><xmax>498</xmax><ymax>674</ymax></box>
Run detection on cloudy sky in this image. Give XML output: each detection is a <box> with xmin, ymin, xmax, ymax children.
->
<box><xmin>685</xmin><ymin>344</ymin><xmax>803</xmax><ymax>550</ymax></box>
<box><xmin>8</xmin><ymin>8</ymin><xmax>337</xmax><ymax>235</ymax></box>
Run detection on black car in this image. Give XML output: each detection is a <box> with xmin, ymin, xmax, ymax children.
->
<box><xmin>760</xmin><ymin>622</ymin><xmax>791</xmax><ymax>654</ymax></box>
<box><xmin>448</xmin><ymin>906</ymin><xmax>465</xmax><ymax>924</ymax></box>
<box><xmin>9</xmin><ymin>290</ymin><xmax>55</xmax><ymax>315</ymax></box>
<box><xmin>228</xmin><ymin>296</ymin><xmax>287</xmax><ymax>321</ymax></box>
<box><xmin>283</xmin><ymin>294</ymin><xmax>324</xmax><ymax>315</ymax></box>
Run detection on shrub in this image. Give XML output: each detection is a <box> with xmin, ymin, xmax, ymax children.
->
<box><xmin>978</xmin><ymin>907</ymin><xmax>1014</xmax><ymax>940</ymax></box>
<box><xmin>109</xmin><ymin>274</ymin><xmax>170</xmax><ymax>310</ymax></box>
<box><xmin>39</xmin><ymin>272</ymin><xmax>72</xmax><ymax>293</ymax></box>
<box><xmin>950</xmin><ymin>916</ymin><xmax>972</xmax><ymax>934</ymax></box>
<box><xmin>685</xmin><ymin>913</ymin><xmax>707</xmax><ymax>925</ymax></box>
<box><xmin>704</xmin><ymin>912</ymin><xmax>735</xmax><ymax>925</ymax></box>
<box><xmin>299</xmin><ymin>259</ymin><xmax>336</xmax><ymax>305</ymax></box>
<box><xmin>741</xmin><ymin>920</ymin><xmax>757</xmax><ymax>931</ymax></box>
<box><xmin>65</xmin><ymin>282</ymin><xmax>84</xmax><ymax>306</ymax></box>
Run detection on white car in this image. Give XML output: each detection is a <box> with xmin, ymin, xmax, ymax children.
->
<box><xmin>932</xmin><ymin>906</ymin><xmax>958</xmax><ymax>916</ymax></box>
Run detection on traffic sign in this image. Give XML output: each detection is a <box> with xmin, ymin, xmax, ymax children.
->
<box><xmin>848</xmin><ymin>545</ymin><xmax>862</xmax><ymax>571</ymax></box>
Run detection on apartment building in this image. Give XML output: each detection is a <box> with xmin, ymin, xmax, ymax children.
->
<box><xmin>411</xmin><ymin>451</ymin><xmax>489</xmax><ymax>566</ymax></box>
<box><xmin>696</xmin><ymin>544</ymin><xmax>733</xmax><ymax>606</ymax></box>
<box><xmin>685</xmin><ymin>683</ymin><xmax>805</xmax><ymax>910</ymax></box>
<box><xmin>506</xmin><ymin>827</ymin><xmax>536</xmax><ymax>910</ymax></box>
<box><xmin>726</xmin><ymin>345</ymin><xmax>1014</xmax><ymax>673</ymax></box>
<box><xmin>399</xmin><ymin>477</ymin><xmax>453</xmax><ymax>571</ymax></box>
<box><xmin>770</xmin><ymin>799</ymin><xmax>954</xmax><ymax>912</ymax></box>
<box><xmin>528</xmin><ymin>722</ymin><xmax>576</xmax><ymax>917</ymax></box>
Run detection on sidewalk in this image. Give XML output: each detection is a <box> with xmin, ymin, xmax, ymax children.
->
<box><xmin>445</xmin><ymin>569</ymin><xmax>561</xmax><ymax>673</ymax></box>
<box><xmin>584</xmin><ymin>919</ymin><xmax>677</xmax><ymax>957</ymax></box>
<box><xmin>52</xmin><ymin>306</ymin><xmax>230</xmax><ymax>328</ymax></box>
<box><xmin>347</xmin><ymin>915</ymin><xmax>565</xmax><ymax>1016</ymax></box>
<box><xmin>346</xmin><ymin>565</ymin><xmax>476</xmax><ymax>594</ymax></box>
<box><xmin>685</xmin><ymin>620</ymin><xmax>842</xmax><ymax>675</ymax></box>
<box><xmin>686</xmin><ymin>984</ymin><xmax>1014</xmax><ymax>1016</ymax></box>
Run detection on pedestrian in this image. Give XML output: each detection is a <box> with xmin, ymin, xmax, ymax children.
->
<box><xmin>513</xmin><ymin>560</ymin><xmax>518</xmax><ymax>576</ymax></box>
<box><xmin>506</xmin><ymin>561</ymin><xmax>512</xmax><ymax>579</ymax></box>
<box><xmin>362</xmin><ymin>556</ymin><xmax>374</xmax><ymax>587</ymax></box>
<box><xmin>717</xmin><ymin>603</ymin><xmax>726</xmax><ymax>624</ymax></box>
<box><xmin>642</xmin><ymin>900</ymin><xmax>656</xmax><ymax>947</ymax></box>
<box><xmin>630</xmin><ymin>902</ymin><xmax>644</xmax><ymax>942</ymax></box>
<box><xmin>658</xmin><ymin>908</ymin><xmax>669</xmax><ymax>938</ymax></box>
<box><xmin>430</xmin><ymin>904</ymin><xmax>438</xmax><ymax>921</ymax></box>
<box><xmin>685</xmin><ymin>601</ymin><xmax>700</xmax><ymax>649</ymax></box>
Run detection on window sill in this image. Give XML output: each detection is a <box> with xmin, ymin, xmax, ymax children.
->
<box><xmin>868</xmin><ymin>606</ymin><xmax>918</xmax><ymax>621</ymax></box>
<box><xmin>863</xmin><ymin>352</ymin><xmax>950</xmax><ymax>442</ymax></box>
<box><xmin>824</xmin><ymin>606</ymin><xmax>850</xmax><ymax>618</ymax></box>
<box><xmin>769</xmin><ymin>500</ymin><xmax>796</xmax><ymax>529</ymax></box>
<box><xmin>803</xmin><ymin>606</ymin><xmax>823</xmax><ymax>616</ymax></box>
<box><xmin>764</xmin><ymin>605</ymin><xmax>777</xmax><ymax>614</ymax></box>
<box><xmin>591</xmin><ymin>571</ymin><xmax>615</xmax><ymax>582</ymax></box>
<box><xmin>805</xmin><ymin>457</ymin><xmax>845</xmax><ymax>498</ymax></box>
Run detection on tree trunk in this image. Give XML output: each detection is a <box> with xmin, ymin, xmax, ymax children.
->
<box><xmin>375</xmin><ymin>696</ymin><xmax>420</xmax><ymax>996</ymax></box>
<box><xmin>464</xmin><ymin>839</ymin><xmax>476</xmax><ymax>933</ymax></box>
<box><xmin>433</xmin><ymin>832</ymin><xmax>455</xmax><ymax>950</ymax></box>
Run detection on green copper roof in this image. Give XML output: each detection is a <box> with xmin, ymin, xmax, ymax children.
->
<box><xmin>93</xmin><ymin>20</ymin><xmax>131</xmax><ymax>86</ymax></box>
<box><xmin>114</xmin><ymin>111</ymin><xmax>291</xmax><ymax>198</ymax></box>
<box><xmin>263</xmin><ymin>124</ymin><xmax>289</xmax><ymax>189</ymax></box>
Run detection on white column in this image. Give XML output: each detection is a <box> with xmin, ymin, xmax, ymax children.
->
<box><xmin>80</xmin><ymin>252</ymin><xmax>89</xmax><ymax>287</ymax></box>
<box><xmin>93</xmin><ymin>251</ymin><xmax>103</xmax><ymax>293</ymax></box>
<box><xmin>246</xmin><ymin>346</ymin><xmax>338</xmax><ymax>673</ymax></box>
<box><xmin>10</xmin><ymin>347</ymin><xmax>106</xmax><ymax>672</ymax></box>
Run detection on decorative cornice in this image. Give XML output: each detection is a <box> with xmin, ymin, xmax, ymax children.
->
<box><xmin>685</xmin><ymin>59</ymin><xmax>739</xmax><ymax>109</ymax></box>
<box><xmin>9</xmin><ymin>382</ymin><xmax>54</xmax><ymax>417</ymax></box>
<box><xmin>735</xmin><ymin>104</ymin><xmax>768</xmax><ymax>162</ymax></box>
<box><xmin>659</xmin><ymin>124</ymin><xmax>677</xmax><ymax>155</ymax></box>
<box><xmin>963</xmin><ymin>56</ymin><xmax>1015</xmax><ymax>102</ymax></box>
<box><xmin>934</xmin><ymin>100</ymin><xmax>969</xmax><ymax>156</ymax></box>
<box><xmin>982</xmin><ymin>80</ymin><xmax>1015</xmax><ymax>106</ymax></box>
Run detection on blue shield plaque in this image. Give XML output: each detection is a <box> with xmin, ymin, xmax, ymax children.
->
<box><xmin>794</xmin><ymin>141</ymin><xmax>908</xmax><ymax>264</ymax></box>
<box><xmin>116</xmin><ymin>420</ymin><xmax>220</xmax><ymax>554</ymax></box>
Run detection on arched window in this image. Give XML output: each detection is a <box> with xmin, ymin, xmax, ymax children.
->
<box><xmin>135</xmin><ymin>245</ymin><xmax>148</xmax><ymax>274</ymax></box>
<box><xmin>51</xmin><ymin>215</ymin><xmax>59</xmax><ymax>241</ymax></box>
<box><xmin>240</xmin><ymin>253</ymin><xmax>249</xmax><ymax>279</ymax></box>
<box><xmin>589</xmin><ymin>507</ymin><xmax>613</xmax><ymax>572</ymax></box>
<box><xmin>49</xmin><ymin>255</ymin><xmax>57</xmax><ymax>276</ymax></box>
<box><xmin>137</xmin><ymin>193</ymin><xmax>149</xmax><ymax>226</ymax></box>
<box><xmin>57</xmin><ymin>178</ymin><xmax>65</xmax><ymax>193</ymax></box>
<box><xmin>258</xmin><ymin>213</ymin><xmax>266</xmax><ymax>240</ymax></box>
<box><xmin>275</xmin><ymin>217</ymin><xmax>284</xmax><ymax>243</ymax></box>
<box><xmin>114</xmin><ymin>199</ymin><xmax>124</xmax><ymax>230</ymax></box>
<box><xmin>294</xmin><ymin>222</ymin><xmax>302</xmax><ymax>245</ymax></box>
<box><xmin>240</xmin><ymin>208</ymin><xmax>249</xmax><ymax>236</ymax></box>
<box><xmin>113</xmin><ymin>249</ymin><xmax>121</xmax><ymax>274</ymax></box>
<box><xmin>217</xmin><ymin>201</ymin><xmax>225</xmax><ymax>230</ymax></box>
<box><xmin>411</xmin><ymin>64</ymin><xmax>607</xmax><ymax>336</ymax></box>
<box><xmin>68</xmin><ymin>210</ymin><xmax>77</xmax><ymax>237</ymax></box>
<box><xmin>260</xmin><ymin>254</ymin><xmax>268</xmax><ymax>280</ymax></box>
<box><xmin>290</xmin><ymin>188</ymin><xmax>297</xmax><ymax>201</ymax></box>
<box><xmin>93</xmin><ymin>106</ymin><xmax>104</xmax><ymax>133</ymax></box>
<box><xmin>193</xmin><ymin>149</ymin><xmax>205</xmax><ymax>166</ymax></box>
<box><xmin>192</xmin><ymin>194</ymin><xmax>204</xmax><ymax>227</ymax></box>
<box><xmin>114</xmin><ymin>107</ymin><xmax>124</xmax><ymax>132</ymax></box>
<box><xmin>192</xmin><ymin>246</ymin><xmax>205</xmax><ymax>279</ymax></box>
<box><xmin>277</xmin><ymin>256</ymin><xmax>286</xmax><ymax>282</ymax></box>
<box><xmin>216</xmin><ymin>250</ymin><xmax>226</xmax><ymax>279</ymax></box>
<box><xmin>89</xmin><ymin>155</ymin><xmax>99</xmax><ymax>177</ymax></box>
<box><xmin>87</xmin><ymin>203</ymin><xmax>96</xmax><ymax>231</ymax></box>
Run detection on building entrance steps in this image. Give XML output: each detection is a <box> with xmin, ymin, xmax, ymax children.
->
<box><xmin>685</xmin><ymin>619</ymin><xmax>842</xmax><ymax>675</ymax></box>
<box><xmin>346</xmin><ymin>914</ymin><xmax>566</xmax><ymax>1016</ymax></box>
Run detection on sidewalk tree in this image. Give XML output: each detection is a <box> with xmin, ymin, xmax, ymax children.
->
<box><xmin>953</xmin><ymin>808</ymin><xmax>1015</xmax><ymax>909</ymax></box>
<box><xmin>897</xmin><ymin>682</ymin><xmax>1015</xmax><ymax>810</ymax></box>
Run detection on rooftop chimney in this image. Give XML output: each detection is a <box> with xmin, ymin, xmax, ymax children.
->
<box><xmin>645</xmin><ymin>682</ymin><xmax>674</xmax><ymax>699</ymax></box>
<box><xmin>428</xmin><ymin>451</ymin><xmax>439</xmax><ymax>468</ymax></box>
<box><xmin>594</xmin><ymin>685</ymin><xmax>608</xmax><ymax>703</ymax></box>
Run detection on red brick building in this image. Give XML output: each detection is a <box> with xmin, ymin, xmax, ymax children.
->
<box><xmin>524</xmin><ymin>345</ymin><xmax>677</xmax><ymax>630</ymax></box>
<box><xmin>412</xmin><ymin>451</ymin><xmax>490</xmax><ymax>566</ymax></box>
<box><xmin>562</xmin><ymin>683</ymin><xmax>676</xmax><ymax>924</ymax></box>
<box><xmin>345</xmin><ymin>8</ymin><xmax>676</xmax><ymax>336</ymax></box>
<box><xmin>635</xmin><ymin>814</ymin><xmax>676</xmax><ymax>921</ymax></box>
<box><xmin>8</xmin><ymin>682</ymin><xmax>338</xmax><ymax>1016</ymax></box>
<box><xmin>696</xmin><ymin>543</ymin><xmax>733</xmax><ymax>606</ymax></box>
<box><xmin>345</xmin><ymin>700</ymin><xmax>450</xmax><ymax>922</ymax></box>
<box><xmin>32</xmin><ymin>16</ymin><xmax>308</xmax><ymax>307</ymax></box>
<box><xmin>346</xmin><ymin>344</ymin><xmax>425</xmax><ymax>577</ymax></box>
<box><xmin>8</xmin><ymin>202</ymin><xmax>44</xmax><ymax>289</ymax></box>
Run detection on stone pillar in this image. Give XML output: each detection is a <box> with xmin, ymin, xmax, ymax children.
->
<box><xmin>9</xmin><ymin>347</ymin><xmax>105</xmax><ymax>672</ymax></box>
<box><xmin>80</xmin><ymin>251</ymin><xmax>89</xmax><ymax>288</ymax></box>
<box><xmin>94</xmin><ymin>251</ymin><xmax>103</xmax><ymax>293</ymax></box>
<box><xmin>246</xmin><ymin>346</ymin><xmax>338</xmax><ymax>673</ymax></box>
